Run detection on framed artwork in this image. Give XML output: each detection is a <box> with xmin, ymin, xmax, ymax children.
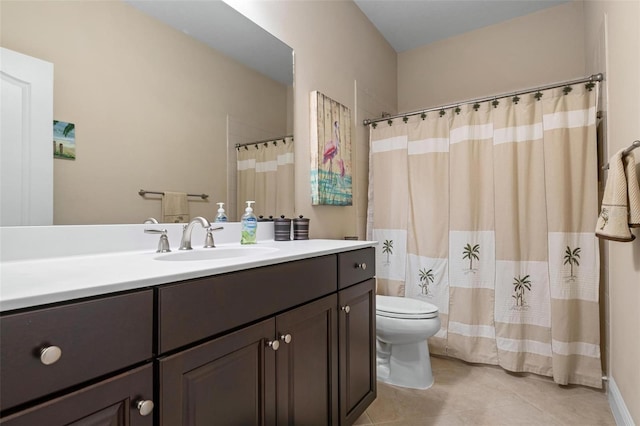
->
<box><xmin>310</xmin><ymin>91</ymin><xmax>352</xmax><ymax>206</ymax></box>
<box><xmin>53</xmin><ymin>120</ymin><xmax>76</xmax><ymax>160</ymax></box>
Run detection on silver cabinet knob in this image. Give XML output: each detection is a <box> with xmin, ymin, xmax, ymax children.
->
<box><xmin>341</xmin><ymin>305</ymin><xmax>351</xmax><ymax>314</ymax></box>
<box><xmin>40</xmin><ymin>346</ymin><xmax>62</xmax><ymax>365</ymax></box>
<box><xmin>136</xmin><ymin>399</ymin><xmax>154</xmax><ymax>416</ymax></box>
<box><xmin>355</xmin><ymin>263</ymin><xmax>367</xmax><ymax>270</ymax></box>
<box><xmin>267</xmin><ymin>340</ymin><xmax>280</xmax><ymax>351</ymax></box>
<box><xmin>280</xmin><ymin>334</ymin><xmax>292</xmax><ymax>344</ymax></box>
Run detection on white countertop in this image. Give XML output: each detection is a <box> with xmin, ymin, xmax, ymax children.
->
<box><xmin>0</xmin><ymin>239</ymin><xmax>376</xmax><ymax>312</ymax></box>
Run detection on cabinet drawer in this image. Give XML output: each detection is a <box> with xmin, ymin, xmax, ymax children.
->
<box><xmin>158</xmin><ymin>255</ymin><xmax>337</xmax><ymax>353</ymax></box>
<box><xmin>0</xmin><ymin>363</ymin><xmax>153</xmax><ymax>426</ymax></box>
<box><xmin>0</xmin><ymin>290</ymin><xmax>153</xmax><ymax>411</ymax></box>
<box><xmin>338</xmin><ymin>248</ymin><xmax>375</xmax><ymax>289</ymax></box>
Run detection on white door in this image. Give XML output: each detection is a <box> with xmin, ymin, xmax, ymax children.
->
<box><xmin>1</xmin><ymin>48</ymin><xmax>54</xmax><ymax>226</ymax></box>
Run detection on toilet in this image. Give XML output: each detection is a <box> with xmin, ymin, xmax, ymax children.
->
<box><xmin>376</xmin><ymin>295</ymin><xmax>440</xmax><ymax>389</ymax></box>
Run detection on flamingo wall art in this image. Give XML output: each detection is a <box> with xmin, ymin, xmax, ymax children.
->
<box><xmin>310</xmin><ymin>91</ymin><xmax>353</xmax><ymax>205</ymax></box>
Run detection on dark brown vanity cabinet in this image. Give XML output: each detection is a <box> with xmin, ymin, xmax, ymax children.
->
<box><xmin>0</xmin><ymin>247</ymin><xmax>376</xmax><ymax>426</ymax></box>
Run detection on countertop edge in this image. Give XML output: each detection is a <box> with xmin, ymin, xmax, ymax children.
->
<box><xmin>0</xmin><ymin>240</ymin><xmax>377</xmax><ymax>313</ymax></box>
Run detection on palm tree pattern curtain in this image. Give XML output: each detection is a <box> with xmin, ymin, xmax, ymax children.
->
<box><xmin>367</xmin><ymin>84</ymin><xmax>602</xmax><ymax>387</ymax></box>
<box><xmin>237</xmin><ymin>137</ymin><xmax>294</xmax><ymax>220</ymax></box>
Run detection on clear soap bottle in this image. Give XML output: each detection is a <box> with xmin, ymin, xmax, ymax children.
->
<box><xmin>240</xmin><ymin>201</ymin><xmax>257</xmax><ymax>244</ymax></box>
<box><xmin>214</xmin><ymin>202</ymin><xmax>228</xmax><ymax>223</ymax></box>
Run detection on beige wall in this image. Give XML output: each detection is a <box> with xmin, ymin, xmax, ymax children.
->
<box><xmin>1</xmin><ymin>1</ymin><xmax>288</xmax><ymax>224</ymax></box>
<box><xmin>398</xmin><ymin>1</ymin><xmax>586</xmax><ymax>112</ymax></box>
<box><xmin>585</xmin><ymin>1</ymin><xmax>640</xmax><ymax>424</ymax></box>
<box><xmin>225</xmin><ymin>0</ymin><xmax>398</xmax><ymax>240</ymax></box>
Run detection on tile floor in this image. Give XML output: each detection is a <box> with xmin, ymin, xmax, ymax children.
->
<box><xmin>355</xmin><ymin>355</ymin><xmax>616</xmax><ymax>425</ymax></box>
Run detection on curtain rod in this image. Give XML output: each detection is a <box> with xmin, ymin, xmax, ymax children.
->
<box><xmin>235</xmin><ymin>134</ymin><xmax>293</xmax><ymax>149</ymax></box>
<box><xmin>362</xmin><ymin>73</ymin><xmax>603</xmax><ymax>126</ymax></box>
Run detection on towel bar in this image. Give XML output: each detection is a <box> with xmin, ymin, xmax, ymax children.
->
<box><xmin>602</xmin><ymin>140</ymin><xmax>640</xmax><ymax>170</ymax></box>
<box><xmin>138</xmin><ymin>189</ymin><xmax>209</xmax><ymax>200</ymax></box>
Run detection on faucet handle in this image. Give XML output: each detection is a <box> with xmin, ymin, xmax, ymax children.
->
<box><xmin>144</xmin><ymin>228</ymin><xmax>171</xmax><ymax>253</ymax></box>
<box><xmin>204</xmin><ymin>226</ymin><xmax>224</xmax><ymax>248</ymax></box>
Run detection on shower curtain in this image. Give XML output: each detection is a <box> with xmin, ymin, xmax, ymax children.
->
<box><xmin>237</xmin><ymin>137</ymin><xmax>294</xmax><ymax>219</ymax></box>
<box><xmin>367</xmin><ymin>84</ymin><xmax>602</xmax><ymax>388</ymax></box>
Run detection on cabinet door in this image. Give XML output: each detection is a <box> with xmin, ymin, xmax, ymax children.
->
<box><xmin>0</xmin><ymin>364</ymin><xmax>153</xmax><ymax>426</ymax></box>
<box><xmin>159</xmin><ymin>318</ymin><xmax>276</xmax><ymax>426</ymax></box>
<box><xmin>275</xmin><ymin>294</ymin><xmax>338</xmax><ymax>425</ymax></box>
<box><xmin>338</xmin><ymin>279</ymin><xmax>376</xmax><ymax>425</ymax></box>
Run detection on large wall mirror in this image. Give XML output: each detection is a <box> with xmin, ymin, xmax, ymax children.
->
<box><xmin>1</xmin><ymin>0</ymin><xmax>293</xmax><ymax>225</ymax></box>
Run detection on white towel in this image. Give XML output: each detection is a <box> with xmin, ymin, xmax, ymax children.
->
<box><xmin>596</xmin><ymin>150</ymin><xmax>639</xmax><ymax>241</ymax></box>
<box><xmin>162</xmin><ymin>192</ymin><xmax>189</xmax><ymax>223</ymax></box>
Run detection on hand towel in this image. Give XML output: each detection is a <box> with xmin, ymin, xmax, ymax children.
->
<box><xmin>596</xmin><ymin>150</ymin><xmax>637</xmax><ymax>241</ymax></box>
<box><xmin>625</xmin><ymin>152</ymin><xmax>640</xmax><ymax>227</ymax></box>
<box><xmin>162</xmin><ymin>191</ymin><xmax>189</xmax><ymax>223</ymax></box>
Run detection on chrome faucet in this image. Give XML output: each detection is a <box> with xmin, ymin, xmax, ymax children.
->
<box><xmin>179</xmin><ymin>217</ymin><xmax>211</xmax><ymax>250</ymax></box>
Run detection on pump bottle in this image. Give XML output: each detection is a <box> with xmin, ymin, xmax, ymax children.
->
<box><xmin>240</xmin><ymin>201</ymin><xmax>257</xmax><ymax>244</ymax></box>
<box><xmin>214</xmin><ymin>202</ymin><xmax>228</xmax><ymax>223</ymax></box>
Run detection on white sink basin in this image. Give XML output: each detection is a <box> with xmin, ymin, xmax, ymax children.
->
<box><xmin>154</xmin><ymin>246</ymin><xmax>278</xmax><ymax>262</ymax></box>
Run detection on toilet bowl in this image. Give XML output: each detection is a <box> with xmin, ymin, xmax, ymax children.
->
<box><xmin>376</xmin><ymin>295</ymin><xmax>440</xmax><ymax>389</ymax></box>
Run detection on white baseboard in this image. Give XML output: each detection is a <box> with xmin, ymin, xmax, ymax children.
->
<box><xmin>608</xmin><ymin>376</ymin><xmax>636</xmax><ymax>426</ymax></box>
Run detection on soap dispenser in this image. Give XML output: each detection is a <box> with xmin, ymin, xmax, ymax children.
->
<box><xmin>240</xmin><ymin>201</ymin><xmax>257</xmax><ymax>244</ymax></box>
<box><xmin>215</xmin><ymin>202</ymin><xmax>228</xmax><ymax>223</ymax></box>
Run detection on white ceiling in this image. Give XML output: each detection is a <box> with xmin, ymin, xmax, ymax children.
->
<box><xmin>354</xmin><ymin>0</ymin><xmax>570</xmax><ymax>52</ymax></box>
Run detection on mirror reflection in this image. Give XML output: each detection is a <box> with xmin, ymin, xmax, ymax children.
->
<box><xmin>0</xmin><ymin>0</ymin><xmax>293</xmax><ymax>225</ymax></box>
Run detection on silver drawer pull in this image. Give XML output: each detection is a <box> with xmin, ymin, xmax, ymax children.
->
<box><xmin>267</xmin><ymin>340</ymin><xmax>280</xmax><ymax>351</ymax></box>
<box><xmin>280</xmin><ymin>334</ymin><xmax>292</xmax><ymax>344</ymax></box>
<box><xmin>40</xmin><ymin>346</ymin><xmax>62</xmax><ymax>365</ymax></box>
<box><xmin>341</xmin><ymin>305</ymin><xmax>351</xmax><ymax>314</ymax></box>
<box><xmin>355</xmin><ymin>263</ymin><xmax>367</xmax><ymax>270</ymax></box>
<box><xmin>136</xmin><ymin>399</ymin><xmax>154</xmax><ymax>416</ymax></box>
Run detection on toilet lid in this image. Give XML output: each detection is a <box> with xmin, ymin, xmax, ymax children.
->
<box><xmin>376</xmin><ymin>295</ymin><xmax>439</xmax><ymax>319</ymax></box>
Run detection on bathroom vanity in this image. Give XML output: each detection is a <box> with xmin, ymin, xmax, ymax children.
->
<box><xmin>0</xmin><ymin>227</ymin><xmax>376</xmax><ymax>425</ymax></box>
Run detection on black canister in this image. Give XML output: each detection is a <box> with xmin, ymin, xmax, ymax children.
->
<box><xmin>274</xmin><ymin>215</ymin><xmax>292</xmax><ymax>241</ymax></box>
<box><xmin>292</xmin><ymin>215</ymin><xmax>310</xmax><ymax>240</ymax></box>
